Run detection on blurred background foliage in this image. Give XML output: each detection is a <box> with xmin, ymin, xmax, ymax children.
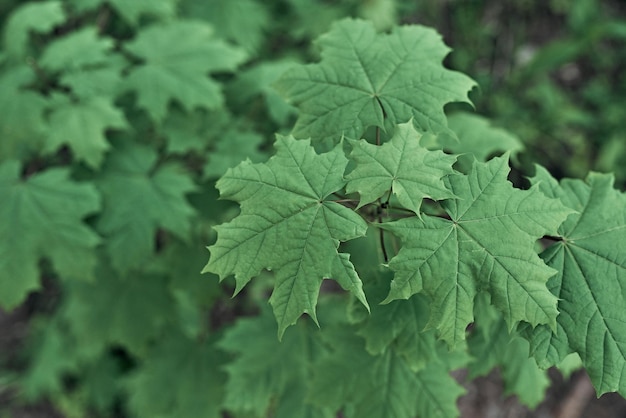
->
<box><xmin>0</xmin><ymin>0</ymin><xmax>625</xmax><ymax>417</ymax></box>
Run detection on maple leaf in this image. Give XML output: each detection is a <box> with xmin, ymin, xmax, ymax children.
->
<box><xmin>127</xmin><ymin>334</ymin><xmax>226</xmax><ymax>418</ymax></box>
<box><xmin>181</xmin><ymin>0</ymin><xmax>269</xmax><ymax>53</ymax></box>
<box><xmin>445</xmin><ymin>113</ymin><xmax>523</xmax><ymax>162</ymax></box>
<box><xmin>0</xmin><ymin>162</ymin><xmax>101</xmax><ymax>308</ymax></box>
<box><xmin>3</xmin><ymin>1</ymin><xmax>65</xmax><ymax>59</ymax></box>
<box><xmin>218</xmin><ymin>309</ymin><xmax>332</xmax><ymax>417</ymax></box>
<box><xmin>358</xmin><ymin>295</ymin><xmax>447</xmax><ymax>373</ymax></box>
<box><xmin>95</xmin><ymin>142</ymin><xmax>197</xmax><ymax>273</ymax></box>
<box><xmin>524</xmin><ymin>167</ymin><xmax>626</xmax><ymax>396</ymax></box>
<box><xmin>20</xmin><ymin>318</ymin><xmax>80</xmax><ymax>399</ymax></box>
<box><xmin>228</xmin><ymin>60</ymin><xmax>298</xmax><ymax>125</ymax></box>
<box><xmin>39</xmin><ymin>27</ymin><xmax>114</xmax><ymax>72</ymax></box>
<box><xmin>122</xmin><ymin>21</ymin><xmax>246</xmax><ymax>122</ymax></box>
<box><xmin>203</xmin><ymin>129</ymin><xmax>267</xmax><ymax>179</ymax></box>
<box><xmin>204</xmin><ymin>135</ymin><xmax>368</xmax><ymax>337</ymax></box>
<box><xmin>159</xmin><ymin>108</ymin><xmax>229</xmax><ymax>155</ymax></box>
<box><xmin>274</xmin><ymin>18</ymin><xmax>476</xmax><ymax>146</ymax></box>
<box><xmin>59</xmin><ymin>66</ymin><xmax>125</xmax><ymax>100</ymax></box>
<box><xmin>0</xmin><ymin>66</ymin><xmax>48</xmax><ymax>160</ymax></box>
<box><xmin>44</xmin><ymin>95</ymin><xmax>128</xmax><ymax>169</ymax></box>
<box><xmin>63</xmin><ymin>266</ymin><xmax>176</xmax><ymax>356</ymax></box>
<box><xmin>346</xmin><ymin>121</ymin><xmax>456</xmax><ymax>213</ymax></box>
<box><xmin>382</xmin><ymin>155</ymin><xmax>573</xmax><ymax>347</ymax></box>
<box><xmin>310</xmin><ymin>325</ymin><xmax>465</xmax><ymax>418</ymax></box>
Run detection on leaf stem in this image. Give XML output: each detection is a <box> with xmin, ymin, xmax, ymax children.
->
<box><xmin>378</xmin><ymin>224</ymin><xmax>389</xmax><ymax>263</ymax></box>
<box><xmin>376</xmin><ymin>126</ymin><xmax>381</xmax><ymax>146</ymax></box>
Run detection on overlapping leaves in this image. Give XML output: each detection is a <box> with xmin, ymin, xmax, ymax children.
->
<box><xmin>346</xmin><ymin>121</ymin><xmax>456</xmax><ymax>213</ymax></box>
<box><xmin>382</xmin><ymin>156</ymin><xmax>573</xmax><ymax>347</ymax></box>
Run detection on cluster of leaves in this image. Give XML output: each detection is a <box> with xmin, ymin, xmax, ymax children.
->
<box><xmin>0</xmin><ymin>1</ymin><xmax>625</xmax><ymax>418</ymax></box>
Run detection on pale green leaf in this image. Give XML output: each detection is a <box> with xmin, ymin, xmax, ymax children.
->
<box><xmin>39</xmin><ymin>27</ymin><xmax>114</xmax><ymax>72</ymax></box>
<box><xmin>181</xmin><ymin>0</ymin><xmax>269</xmax><ymax>53</ymax></box>
<box><xmin>3</xmin><ymin>1</ymin><xmax>66</xmax><ymax>59</ymax></box>
<box><xmin>346</xmin><ymin>121</ymin><xmax>456</xmax><ymax>213</ymax></box>
<box><xmin>44</xmin><ymin>95</ymin><xmax>128</xmax><ymax>169</ymax></box>
<box><xmin>20</xmin><ymin>318</ymin><xmax>80</xmax><ymax>399</ymax></box>
<box><xmin>525</xmin><ymin>167</ymin><xmax>626</xmax><ymax>396</ymax></box>
<box><xmin>203</xmin><ymin>130</ymin><xmax>267</xmax><ymax>179</ymax></box>
<box><xmin>275</xmin><ymin>18</ymin><xmax>476</xmax><ymax>146</ymax></box>
<box><xmin>0</xmin><ymin>66</ymin><xmax>48</xmax><ymax>160</ymax></box>
<box><xmin>204</xmin><ymin>136</ymin><xmax>368</xmax><ymax>337</ymax></box>
<box><xmin>0</xmin><ymin>162</ymin><xmax>101</xmax><ymax>308</ymax></box>
<box><xmin>445</xmin><ymin>113</ymin><xmax>523</xmax><ymax>162</ymax></box>
<box><xmin>123</xmin><ymin>21</ymin><xmax>246</xmax><ymax>122</ymax></box>
<box><xmin>228</xmin><ymin>60</ymin><xmax>297</xmax><ymax>125</ymax></box>
<box><xmin>382</xmin><ymin>155</ymin><xmax>573</xmax><ymax>347</ymax></box>
<box><xmin>95</xmin><ymin>142</ymin><xmax>197</xmax><ymax>273</ymax></box>
<box><xmin>359</xmin><ymin>0</ymin><xmax>397</xmax><ymax>31</ymax></box>
<box><xmin>59</xmin><ymin>66</ymin><xmax>125</xmax><ymax>100</ymax></box>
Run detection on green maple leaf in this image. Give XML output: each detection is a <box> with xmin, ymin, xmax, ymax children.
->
<box><xmin>3</xmin><ymin>1</ymin><xmax>66</xmax><ymax>59</ymax></box>
<box><xmin>39</xmin><ymin>27</ymin><xmax>114</xmax><ymax>72</ymax></box>
<box><xmin>228</xmin><ymin>60</ymin><xmax>297</xmax><ymax>125</ymax></box>
<box><xmin>218</xmin><ymin>309</ymin><xmax>332</xmax><ymax>417</ymax></box>
<box><xmin>159</xmin><ymin>108</ymin><xmax>230</xmax><ymax>155</ymax></box>
<box><xmin>358</xmin><ymin>294</ymin><xmax>445</xmax><ymax>373</ymax></box>
<box><xmin>204</xmin><ymin>136</ymin><xmax>368</xmax><ymax>337</ymax></box>
<box><xmin>346</xmin><ymin>121</ymin><xmax>456</xmax><ymax>213</ymax></box>
<box><xmin>382</xmin><ymin>155</ymin><xmax>573</xmax><ymax>347</ymax></box>
<box><xmin>59</xmin><ymin>66</ymin><xmax>124</xmax><ymax>100</ymax></box>
<box><xmin>95</xmin><ymin>142</ymin><xmax>197</xmax><ymax>273</ymax></box>
<box><xmin>445</xmin><ymin>113</ymin><xmax>523</xmax><ymax>162</ymax></box>
<box><xmin>274</xmin><ymin>18</ymin><xmax>476</xmax><ymax>146</ymax></box>
<box><xmin>123</xmin><ymin>21</ymin><xmax>246</xmax><ymax>122</ymax></box>
<box><xmin>525</xmin><ymin>167</ymin><xmax>626</xmax><ymax>396</ymax></box>
<box><xmin>44</xmin><ymin>95</ymin><xmax>128</xmax><ymax>169</ymax></box>
<box><xmin>63</xmin><ymin>267</ymin><xmax>176</xmax><ymax>356</ymax></box>
<box><xmin>310</xmin><ymin>326</ymin><xmax>464</xmax><ymax>418</ymax></box>
<box><xmin>0</xmin><ymin>162</ymin><xmax>101</xmax><ymax>308</ymax></box>
<box><xmin>203</xmin><ymin>129</ymin><xmax>267</xmax><ymax>179</ymax></box>
<box><xmin>127</xmin><ymin>334</ymin><xmax>226</xmax><ymax>418</ymax></box>
<box><xmin>0</xmin><ymin>66</ymin><xmax>48</xmax><ymax>160</ymax></box>
<box><xmin>21</xmin><ymin>318</ymin><xmax>80</xmax><ymax>399</ymax></box>
<box><xmin>181</xmin><ymin>0</ymin><xmax>269</xmax><ymax>53</ymax></box>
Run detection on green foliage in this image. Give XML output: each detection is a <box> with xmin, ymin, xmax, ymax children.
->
<box><xmin>0</xmin><ymin>1</ymin><xmax>625</xmax><ymax>418</ymax></box>
<box><xmin>274</xmin><ymin>18</ymin><xmax>476</xmax><ymax>146</ymax></box>
<box><xmin>205</xmin><ymin>136</ymin><xmax>369</xmax><ymax>337</ymax></box>
<box><xmin>0</xmin><ymin>162</ymin><xmax>100</xmax><ymax>308</ymax></box>
<box><xmin>524</xmin><ymin>167</ymin><xmax>626</xmax><ymax>395</ymax></box>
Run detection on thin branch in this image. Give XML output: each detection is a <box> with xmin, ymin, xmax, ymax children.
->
<box><xmin>378</xmin><ymin>223</ymin><xmax>388</xmax><ymax>263</ymax></box>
